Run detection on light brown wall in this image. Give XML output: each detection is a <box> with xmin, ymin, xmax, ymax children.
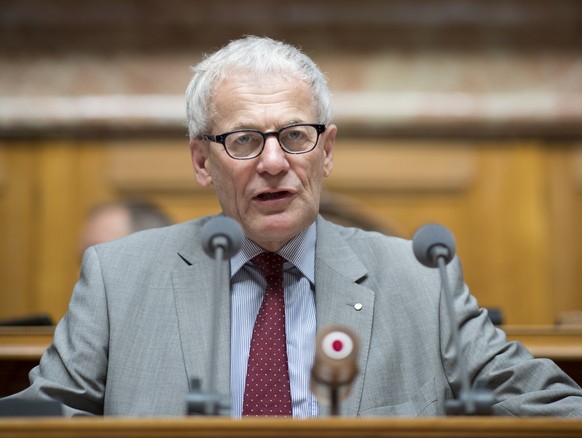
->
<box><xmin>2</xmin><ymin>140</ymin><xmax>582</xmax><ymax>325</ymax></box>
<box><xmin>1</xmin><ymin>0</ymin><xmax>582</xmax><ymax>326</ymax></box>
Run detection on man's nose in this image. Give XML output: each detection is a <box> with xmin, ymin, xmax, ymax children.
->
<box><xmin>257</xmin><ymin>136</ymin><xmax>289</xmax><ymax>174</ymax></box>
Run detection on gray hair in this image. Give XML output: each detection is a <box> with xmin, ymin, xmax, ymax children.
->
<box><xmin>185</xmin><ymin>36</ymin><xmax>333</xmax><ymax>140</ymax></box>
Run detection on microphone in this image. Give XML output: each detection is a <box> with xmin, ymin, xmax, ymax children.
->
<box><xmin>201</xmin><ymin>215</ymin><xmax>243</xmax><ymax>260</ymax></box>
<box><xmin>311</xmin><ymin>325</ymin><xmax>359</xmax><ymax>416</ymax></box>
<box><xmin>188</xmin><ymin>216</ymin><xmax>243</xmax><ymax>416</ymax></box>
<box><xmin>412</xmin><ymin>224</ymin><xmax>494</xmax><ymax>415</ymax></box>
<box><xmin>412</xmin><ymin>223</ymin><xmax>456</xmax><ymax>268</ymax></box>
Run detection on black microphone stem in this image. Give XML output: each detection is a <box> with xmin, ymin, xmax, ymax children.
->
<box><xmin>207</xmin><ymin>239</ymin><xmax>226</xmax><ymax>415</ymax></box>
<box><xmin>437</xmin><ymin>255</ymin><xmax>475</xmax><ymax>414</ymax></box>
<box><xmin>330</xmin><ymin>388</ymin><xmax>339</xmax><ymax>416</ymax></box>
<box><xmin>413</xmin><ymin>224</ymin><xmax>494</xmax><ymax>415</ymax></box>
<box><xmin>189</xmin><ymin>216</ymin><xmax>242</xmax><ymax>416</ymax></box>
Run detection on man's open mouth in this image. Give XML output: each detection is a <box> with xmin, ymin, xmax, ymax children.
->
<box><xmin>256</xmin><ymin>191</ymin><xmax>290</xmax><ymax>201</ymax></box>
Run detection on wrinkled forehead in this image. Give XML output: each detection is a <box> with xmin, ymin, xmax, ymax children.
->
<box><xmin>208</xmin><ymin>71</ymin><xmax>316</xmax><ymax>124</ymax></box>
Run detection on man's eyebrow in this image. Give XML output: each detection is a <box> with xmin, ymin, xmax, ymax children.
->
<box><xmin>229</xmin><ymin>120</ymin><xmax>306</xmax><ymax>131</ymax></box>
<box><xmin>229</xmin><ymin>122</ymin><xmax>255</xmax><ymax>131</ymax></box>
<box><xmin>284</xmin><ymin>119</ymin><xmax>305</xmax><ymax>126</ymax></box>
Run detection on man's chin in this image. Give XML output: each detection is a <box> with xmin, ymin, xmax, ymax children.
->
<box><xmin>246</xmin><ymin>217</ymin><xmax>300</xmax><ymax>249</ymax></box>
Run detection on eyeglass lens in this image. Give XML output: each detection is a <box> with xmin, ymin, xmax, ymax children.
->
<box><xmin>225</xmin><ymin>125</ymin><xmax>319</xmax><ymax>158</ymax></box>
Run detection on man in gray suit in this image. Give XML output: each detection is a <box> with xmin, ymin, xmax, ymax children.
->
<box><xmin>4</xmin><ymin>36</ymin><xmax>582</xmax><ymax>417</ymax></box>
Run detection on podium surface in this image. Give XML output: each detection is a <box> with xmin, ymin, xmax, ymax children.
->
<box><xmin>0</xmin><ymin>417</ymin><xmax>582</xmax><ymax>438</ymax></box>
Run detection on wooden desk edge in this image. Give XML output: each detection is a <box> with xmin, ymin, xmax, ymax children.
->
<box><xmin>0</xmin><ymin>417</ymin><xmax>581</xmax><ymax>438</ymax></box>
<box><xmin>3</xmin><ymin>326</ymin><xmax>582</xmax><ymax>361</ymax></box>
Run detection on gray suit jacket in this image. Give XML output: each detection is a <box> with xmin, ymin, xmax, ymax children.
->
<box><xmin>6</xmin><ymin>215</ymin><xmax>582</xmax><ymax>416</ymax></box>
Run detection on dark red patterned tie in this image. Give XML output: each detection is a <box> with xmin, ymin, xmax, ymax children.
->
<box><xmin>242</xmin><ymin>252</ymin><xmax>292</xmax><ymax>416</ymax></box>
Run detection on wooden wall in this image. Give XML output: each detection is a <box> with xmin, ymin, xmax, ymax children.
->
<box><xmin>2</xmin><ymin>139</ymin><xmax>582</xmax><ymax>325</ymax></box>
<box><xmin>1</xmin><ymin>0</ymin><xmax>582</xmax><ymax>326</ymax></box>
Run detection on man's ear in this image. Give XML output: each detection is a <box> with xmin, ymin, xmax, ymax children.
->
<box><xmin>190</xmin><ymin>138</ymin><xmax>213</xmax><ymax>188</ymax></box>
<box><xmin>322</xmin><ymin>124</ymin><xmax>336</xmax><ymax>178</ymax></box>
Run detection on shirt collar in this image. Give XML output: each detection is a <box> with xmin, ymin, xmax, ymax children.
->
<box><xmin>230</xmin><ymin>221</ymin><xmax>316</xmax><ymax>284</ymax></box>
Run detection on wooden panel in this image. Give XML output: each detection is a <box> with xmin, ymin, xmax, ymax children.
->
<box><xmin>0</xmin><ymin>145</ymin><xmax>37</xmax><ymax>321</ymax></box>
<box><xmin>105</xmin><ymin>141</ymin><xmax>221</xmax><ymax>222</ymax></box>
<box><xmin>0</xmin><ymin>149</ymin><xmax>4</xmax><ymax>189</ymax></box>
<box><xmin>33</xmin><ymin>143</ymin><xmax>84</xmax><ymax>320</ymax></box>
<box><xmin>572</xmin><ymin>149</ymin><xmax>582</xmax><ymax>191</ymax></box>
<box><xmin>328</xmin><ymin>140</ymin><xmax>475</xmax><ymax>192</ymax></box>
<box><xmin>108</xmin><ymin>141</ymin><xmax>196</xmax><ymax>192</ymax></box>
<box><xmin>1</xmin><ymin>140</ymin><xmax>581</xmax><ymax>326</ymax></box>
<box><xmin>549</xmin><ymin>145</ymin><xmax>582</xmax><ymax>322</ymax></box>
<box><xmin>107</xmin><ymin>140</ymin><xmax>476</xmax><ymax>193</ymax></box>
<box><xmin>463</xmin><ymin>143</ymin><xmax>552</xmax><ymax>324</ymax></box>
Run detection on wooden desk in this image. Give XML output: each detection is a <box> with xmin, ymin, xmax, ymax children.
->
<box><xmin>2</xmin><ymin>326</ymin><xmax>582</xmax><ymax>396</ymax></box>
<box><xmin>0</xmin><ymin>327</ymin><xmax>54</xmax><ymax>397</ymax></box>
<box><xmin>0</xmin><ymin>417</ymin><xmax>581</xmax><ymax>438</ymax></box>
<box><xmin>503</xmin><ymin>325</ymin><xmax>582</xmax><ymax>386</ymax></box>
<box><xmin>504</xmin><ymin>326</ymin><xmax>582</xmax><ymax>360</ymax></box>
<box><xmin>0</xmin><ymin>327</ymin><xmax>54</xmax><ymax>361</ymax></box>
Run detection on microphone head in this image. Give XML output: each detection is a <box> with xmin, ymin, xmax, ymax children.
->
<box><xmin>200</xmin><ymin>216</ymin><xmax>243</xmax><ymax>259</ymax></box>
<box><xmin>412</xmin><ymin>223</ymin><xmax>456</xmax><ymax>268</ymax></box>
<box><xmin>311</xmin><ymin>325</ymin><xmax>359</xmax><ymax>405</ymax></box>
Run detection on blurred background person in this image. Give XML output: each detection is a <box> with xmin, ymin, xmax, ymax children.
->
<box><xmin>78</xmin><ymin>199</ymin><xmax>173</xmax><ymax>255</ymax></box>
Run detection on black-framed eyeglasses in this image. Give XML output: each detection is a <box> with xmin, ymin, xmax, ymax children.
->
<box><xmin>202</xmin><ymin>123</ymin><xmax>326</xmax><ymax>160</ymax></box>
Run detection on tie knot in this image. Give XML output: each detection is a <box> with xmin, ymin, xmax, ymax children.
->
<box><xmin>252</xmin><ymin>252</ymin><xmax>285</xmax><ymax>278</ymax></box>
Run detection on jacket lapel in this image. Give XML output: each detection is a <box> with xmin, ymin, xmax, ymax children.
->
<box><xmin>315</xmin><ymin>217</ymin><xmax>375</xmax><ymax>416</ymax></box>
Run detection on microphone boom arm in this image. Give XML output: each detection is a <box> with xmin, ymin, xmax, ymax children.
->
<box><xmin>187</xmin><ymin>217</ymin><xmax>243</xmax><ymax>416</ymax></box>
<box><xmin>414</xmin><ymin>224</ymin><xmax>495</xmax><ymax>416</ymax></box>
<box><xmin>436</xmin><ymin>253</ymin><xmax>475</xmax><ymax>414</ymax></box>
<box><xmin>207</xmin><ymin>239</ymin><xmax>225</xmax><ymax>414</ymax></box>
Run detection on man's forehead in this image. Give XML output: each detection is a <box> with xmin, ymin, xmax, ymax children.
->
<box><xmin>210</xmin><ymin>75</ymin><xmax>316</xmax><ymax>129</ymax></box>
<box><xmin>214</xmin><ymin>71</ymin><xmax>307</xmax><ymax>93</ymax></box>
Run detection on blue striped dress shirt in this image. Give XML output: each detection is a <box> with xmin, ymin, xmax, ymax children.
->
<box><xmin>230</xmin><ymin>222</ymin><xmax>318</xmax><ymax>418</ymax></box>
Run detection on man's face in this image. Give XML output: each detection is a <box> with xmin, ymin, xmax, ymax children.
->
<box><xmin>190</xmin><ymin>73</ymin><xmax>336</xmax><ymax>252</ymax></box>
